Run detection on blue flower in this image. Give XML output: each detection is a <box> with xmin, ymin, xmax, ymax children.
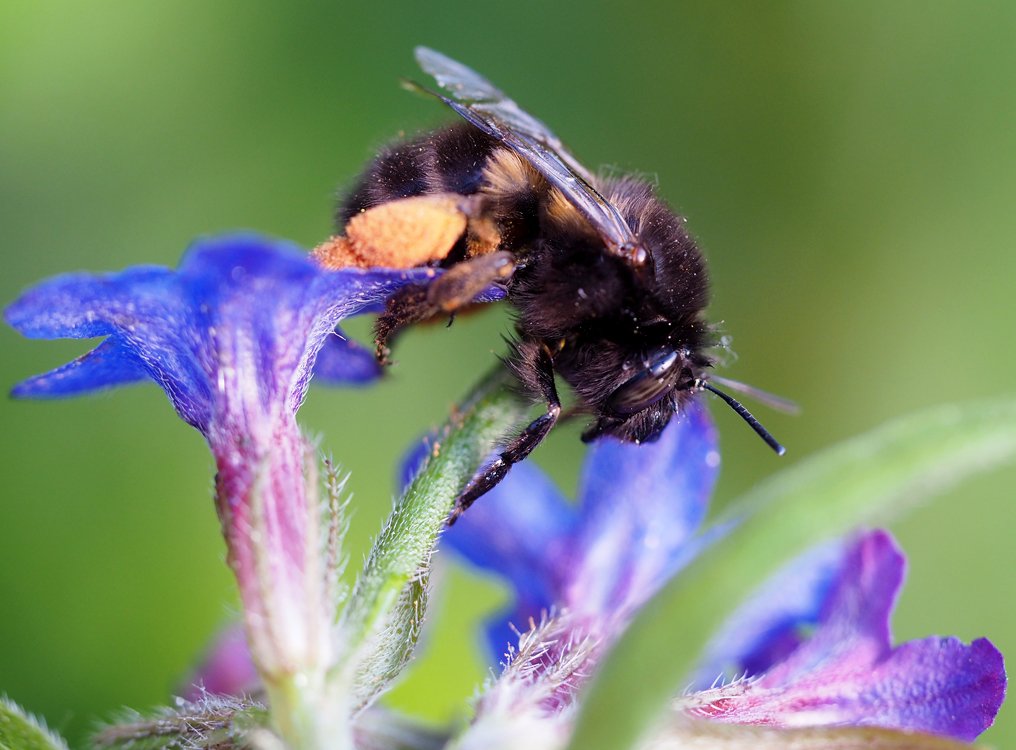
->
<box><xmin>442</xmin><ymin>407</ymin><xmax>1005</xmax><ymax>742</ymax></box>
<box><xmin>444</xmin><ymin>402</ymin><xmax>720</xmax><ymax>661</ymax></box>
<box><xmin>6</xmin><ymin>233</ymin><xmax>430</xmax><ymax>419</ymax></box>
<box><xmin>6</xmin><ymin>234</ymin><xmax>433</xmax><ymax>686</ymax></box>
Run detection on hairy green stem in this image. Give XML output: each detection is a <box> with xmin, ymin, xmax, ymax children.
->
<box><xmin>337</xmin><ymin>368</ymin><xmax>532</xmax><ymax>703</ymax></box>
<box><xmin>263</xmin><ymin>673</ymin><xmax>351</xmax><ymax>750</ymax></box>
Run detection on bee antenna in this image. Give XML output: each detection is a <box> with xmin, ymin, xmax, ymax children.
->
<box><xmin>698</xmin><ymin>380</ymin><xmax>786</xmax><ymax>456</ymax></box>
<box><xmin>708</xmin><ymin>375</ymin><xmax>800</xmax><ymax>415</ymax></box>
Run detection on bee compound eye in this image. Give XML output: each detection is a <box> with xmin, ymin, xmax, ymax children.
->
<box><xmin>605</xmin><ymin>365</ymin><xmax>676</xmax><ymax>417</ymax></box>
<box><xmin>648</xmin><ymin>348</ymin><xmax>679</xmax><ymax>377</ymax></box>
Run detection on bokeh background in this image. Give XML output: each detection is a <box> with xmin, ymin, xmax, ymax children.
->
<box><xmin>2</xmin><ymin>1</ymin><xmax>1015</xmax><ymax>746</ymax></box>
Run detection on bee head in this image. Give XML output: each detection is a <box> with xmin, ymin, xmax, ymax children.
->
<box><xmin>580</xmin><ymin>346</ymin><xmax>702</xmax><ymax>444</ymax></box>
<box><xmin>602</xmin><ymin>347</ymin><xmax>694</xmax><ymax>417</ymax></box>
<box><xmin>582</xmin><ymin>345</ymin><xmax>786</xmax><ymax>455</ymax></box>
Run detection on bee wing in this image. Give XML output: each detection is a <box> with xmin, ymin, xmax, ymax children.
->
<box><xmin>415</xmin><ymin>47</ymin><xmax>595</xmax><ymax>183</ymax></box>
<box><xmin>413</xmin><ymin>47</ymin><xmax>641</xmax><ymax>259</ymax></box>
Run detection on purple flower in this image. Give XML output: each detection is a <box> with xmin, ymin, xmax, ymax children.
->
<box><xmin>6</xmin><ymin>234</ymin><xmax>431</xmax><ymax>687</ymax></box>
<box><xmin>681</xmin><ymin>530</ymin><xmax>1004</xmax><ymax>742</ymax></box>
<box><xmin>443</xmin><ymin>407</ymin><xmax>1005</xmax><ymax>742</ymax></box>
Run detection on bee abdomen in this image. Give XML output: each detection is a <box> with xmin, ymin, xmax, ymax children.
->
<box><xmin>337</xmin><ymin>123</ymin><xmax>499</xmax><ymax>228</ymax></box>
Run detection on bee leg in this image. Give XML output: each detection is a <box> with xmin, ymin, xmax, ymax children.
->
<box><xmin>373</xmin><ymin>283</ymin><xmax>430</xmax><ymax>365</ymax></box>
<box><xmin>425</xmin><ymin>250</ymin><xmax>515</xmax><ymax>313</ymax></box>
<box><xmin>448</xmin><ymin>341</ymin><xmax>559</xmax><ymax>524</ymax></box>
<box><xmin>374</xmin><ymin>251</ymin><xmax>515</xmax><ymax>365</ymax></box>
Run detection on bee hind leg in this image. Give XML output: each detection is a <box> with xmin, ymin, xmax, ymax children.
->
<box><xmin>373</xmin><ymin>251</ymin><xmax>515</xmax><ymax>365</ymax></box>
<box><xmin>448</xmin><ymin>340</ymin><xmax>559</xmax><ymax>524</ymax></box>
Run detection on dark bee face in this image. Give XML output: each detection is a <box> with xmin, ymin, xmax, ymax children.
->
<box><xmin>605</xmin><ymin>347</ymin><xmax>687</xmax><ymax>416</ymax></box>
<box><xmin>577</xmin><ymin>346</ymin><xmax>707</xmax><ymax>444</ymax></box>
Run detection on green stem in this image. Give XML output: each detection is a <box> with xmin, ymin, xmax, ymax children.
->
<box><xmin>264</xmin><ymin>673</ymin><xmax>352</xmax><ymax>750</ymax></box>
<box><xmin>337</xmin><ymin>367</ymin><xmax>532</xmax><ymax>700</ymax></box>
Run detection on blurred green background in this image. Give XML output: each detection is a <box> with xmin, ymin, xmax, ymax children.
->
<box><xmin>2</xmin><ymin>1</ymin><xmax>1015</xmax><ymax>746</ymax></box>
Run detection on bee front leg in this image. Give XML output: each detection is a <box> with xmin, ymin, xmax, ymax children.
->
<box><xmin>448</xmin><ymin>341</ymin><xmax>559</xmax><ymax>524</ymax></box>
<box><xmin>374</xmin><ymin>251</ymin><xmax>515</xmax><ymax>365</ymax></box>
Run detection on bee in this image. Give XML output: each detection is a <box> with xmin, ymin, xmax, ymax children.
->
<box><xmin>324</xmin><ymin>48</ymin><xmax>787</xmax><ymax>518</ymax></box>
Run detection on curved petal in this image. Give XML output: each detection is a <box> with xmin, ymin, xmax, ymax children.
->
<box><xmin>763</xmin><ymin>530</ymin><xmax>903</xmax><ymax>683</ymax></box>
<box><xmin>174</xmin><ymin>236</ymin><xmax>432</xmax><ymax>420</ymax></box>
<box><xmin>312</xmin><ymin>328</ymin><xmax>381</xmax><ymax>385</ymax></box>
<box><xmin>7</xmin><ymin>234</ymin><xmax>433</xmax><ymax>432</ymax></box>
<box><xmin>11</xmin><ymin>338</ymin><xmax>148</xmax><ymax>398</ymax></box>
<box><xmin>567</xmin><ymin>402</ymin><xmax>719</xmax><ymax>615</ymax></box>
<box><xmin>692</xmin><ymin>540</ymin><xmax>847</xmax><ymax>688</ymax></box>
<box><xmin>684</xmin><ymin>531</ymin><xmax>1007</xmax><ymax>742</ymax></box>
<box><xmin>4</xmin><ymin>265</ymin><xmax>175</xmax><ymax>340</ymax></box>
<box><xmin>688</xmin><ymin>637</ymin><xmax>1005</xmax><ymax>742</ymax></box>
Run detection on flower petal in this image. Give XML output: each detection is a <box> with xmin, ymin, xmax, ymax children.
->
<box><xmin>443</xmin><ymin>461</ymin><xmax>578</xmax><ymax>657</ymax></box>
<box><xmin>762</xmin><ymin>530</ymin><xmax>902</xmax><ymax>683</ymax></box>
<box><xmin>684</xmin><ymin>531</ymin><xmax>1007</xmax><ymax>742</ymax></box>
<box><xmin>311</xmin><ymin>328</ymin><xmax>381</xmax><ymax>385</ymax></box>
<box><xmin>7</xmin><ymin>234</ymin><xmax>433</xmax><ymax>431</ymax></box>
<box><xmin>567</xmin><ymin>402</ymin><xmax>719</xmax><ymax>615</ymax></box>
<box><xmin>174</xmin><ymin>235</ymin><xmax>431</xmax><ymax>422</ymax></box>
<box><xmin>11</xmin><ymin>338</ymin><xmax>148</xmax><ymax>398</ymax></box>
<box><xmin>693</xmin><ymin>540</ymin><xmax>847</xmax><ymax>687</ymax></box>
<box><xmin>5</xmin><ymin>265</ymin><xmax>175</xmax><ymax>340</ymax></box>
